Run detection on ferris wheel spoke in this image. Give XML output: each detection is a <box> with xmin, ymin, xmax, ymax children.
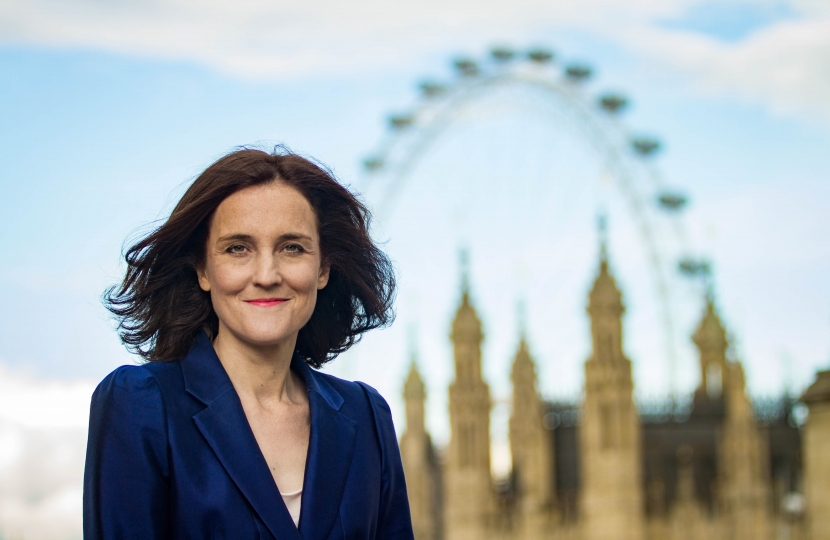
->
<box><xmin>360</xmin><ymin>47</ymin><xmax>706</xmax><ymax>398</ymax></box>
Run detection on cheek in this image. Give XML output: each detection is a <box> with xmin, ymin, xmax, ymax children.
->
<box><xmin>207</xmin><ymin>261</ymin><xmax>249</xmax><ymax>296</ymax></box>
<box><xmin>286</xmin><ymin>262</ymin><xmax>324</xmax><ymax>297</ymax></box>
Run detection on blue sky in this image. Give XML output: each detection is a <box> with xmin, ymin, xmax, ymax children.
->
<box><xmin>1</xmin><ymin>1</ymin><xmax>829</xmax><ymax>536</ymax></box>
<box><xmin>659</xmin><ymin>1</ymin><xmax>798</xmax><ymax>40</ymax></box>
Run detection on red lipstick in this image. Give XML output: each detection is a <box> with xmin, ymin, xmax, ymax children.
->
<box><xmin>244</xmin><ymin>298</ymin><xmax>289</xmax><ymax>307</ymax></box>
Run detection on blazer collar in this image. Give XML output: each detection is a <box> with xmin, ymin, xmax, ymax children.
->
<box><xmin>180</xmin><ymin>331</ymin><xmax>235</xmax><ymax>405</ymax></box>
<box><xmin>181</xmin><ymin>332</ymin><xmax>356</xmax><ymax>540</ymax></box>
<box><xmin>290</xmin><ymin>350</ymin><xmax>345</xmax><ymax>412</ymax></box>
<box><xmin>297</xmin><ymin>364</ymin><xmax>356</xmax><ymax>539</ymax></box>
<box><xmin>180</xmin><ymin>331</ymin><xmax>345</xmax><ymax>411</ymax></box>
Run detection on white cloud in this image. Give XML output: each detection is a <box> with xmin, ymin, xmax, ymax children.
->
<box><xmin>619</xmin><ymin>15</ymin><xmax>830</xmax><ymax>124</ymax></box>
<box><xmin>711</xmin><ymin>18</ymin><xmax>830</xmax><ymax>123</ymax></box>
<box><xmin>0</xmin><ymin>363</ymin><xmax>94</xmax><ymax>540</ymax></box>
<box><xmin>1</xmin><ymin>0</ymin><xmax>828</xmax><ymax>126</ymax></box>
<box><xmin>0</xmin><ymin>364</ymin><xmax>95</xmax><ymax>429</ymax></box>
<box><xmin>0</xmin><ymin>0</ymin><xmax>673</xmax><ymax>77</ymax></box>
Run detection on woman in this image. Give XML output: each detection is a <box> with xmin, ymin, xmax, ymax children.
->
<box><xmin>84</xmin><ymin>148</ymin><xmax>414</xmax><ymax>540</ymax></box>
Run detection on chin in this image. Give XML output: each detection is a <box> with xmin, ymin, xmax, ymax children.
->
<box><xmin>236</xmin><ymin>322</ymin><xmax>300</xmax><ymax>348</ymax></box>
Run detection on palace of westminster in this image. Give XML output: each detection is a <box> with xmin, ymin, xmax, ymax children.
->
<box><xmin>398</xmin><ymin>246</ymin><xmax>830</xmax><ymax>540</ymax></box>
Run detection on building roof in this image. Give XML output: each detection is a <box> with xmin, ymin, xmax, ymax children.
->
<box><xmin>802</xmin><ymin>370</ymin><xmax>830</xmax><ymax>404</ymax></box>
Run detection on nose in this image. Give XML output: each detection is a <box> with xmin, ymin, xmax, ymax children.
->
<box><xmin>251</xmin><ymin>251</ymin><xmax>283</xmax><ymax>289</ymax></box>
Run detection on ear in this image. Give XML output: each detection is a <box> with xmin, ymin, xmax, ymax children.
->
<box><xmin>317</xmin><ymin>261</ymin><xmax>331</xmax><ymax>290</ymax></box>
<box><xmin>196</xmin><ymin>265</ymin><xmax>211</xmax><ymax>292</ymax></box>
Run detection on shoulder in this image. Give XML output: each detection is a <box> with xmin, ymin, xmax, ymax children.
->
<box><xmin>309</xmin><ymin>369</ymin><xmax>393</xmax><ymax>416</ymax></box>
<box><xmin>93</xmin><ymin>364</ymin><xmax>158</xmax><ymax>400</ymax></box>
<box><xmin>354</xmin><ymin>380</ymin><xmax>393</xmax><ymax>418</ymax></box>
<box><xmin>91</xmin><ymin>361</ymin><xmax>182</xmax><ymax>411</ymax></box>
<box><xmin>309</xmin><ymin>369</ymin><xmax>398</xmax><ymax>448</ymax></box>
<box><xmin>352</xmin><ymin>380</ymin><xmax>397</xmax><ymax>451</ymax></box>
<box><xmin>86</xmin><ymin>365</ymin><xmax>172</xmax><ymax>485</ymax></box>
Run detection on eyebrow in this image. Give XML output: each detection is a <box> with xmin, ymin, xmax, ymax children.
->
<box><xmin>216</xmin><ymin>233</ymin><xmax>314</xmax><ymax>243</ymax></box>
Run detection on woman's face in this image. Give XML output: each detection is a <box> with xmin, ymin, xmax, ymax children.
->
<box><xmin>197</xmin><ymin>181</ymin><xmax>329</xmax><ymax>350</ymax></box>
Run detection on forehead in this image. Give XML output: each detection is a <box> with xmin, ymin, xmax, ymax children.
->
<box><xmin>210</xmin><ymin>182</ymin><xmax>318</xmax><ymax>238</ymax></box>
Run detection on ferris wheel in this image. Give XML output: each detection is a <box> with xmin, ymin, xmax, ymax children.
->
<box><xmin>358</xmin><ymin>46</ymin><xmax>712</xmax><ymax>399</ymax></box>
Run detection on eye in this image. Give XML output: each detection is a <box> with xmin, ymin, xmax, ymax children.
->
<box><xmin>226</xmin><ymin>244</ymin><xmax>247</xmax><ymax>254</ymax></box>
<box><xmin>284</xmin><ymin>243</ymin><xmax>305</xmax><ymax>253</ymax></box>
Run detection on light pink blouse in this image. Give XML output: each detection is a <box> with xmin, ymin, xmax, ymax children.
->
<box><xmin>280</xmin><ymin>488</ymin><xmax>302</xmax><ymax>527</ymax></box>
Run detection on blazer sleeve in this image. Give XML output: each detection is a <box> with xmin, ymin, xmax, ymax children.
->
<box><xmin>84</xmin><ymin>365</ymin><xmax>170</xmax><ymax>540</ymax></box>
<box><xmin>357</xmin><ymin>382</ymin><xmax>415</xmax><ymax>540</ymax></box>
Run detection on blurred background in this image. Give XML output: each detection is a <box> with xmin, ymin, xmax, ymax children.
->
<box><xmin>1</xmin><ymin>0</ymin><xmax>829</xmax><ymax>538</ymax></box>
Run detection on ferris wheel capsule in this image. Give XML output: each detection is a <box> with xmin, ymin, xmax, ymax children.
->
<box><xmin>599</xmin><ymin>94</ymin><xmax>629</xmax><ymax>114</ymax></box>
<box><xmin>490</xmin><ymin>47</ymin><xmax>515</xmax><ymax>62</ymax></box>
<box><xmin>528</xmin><ymin>48</ymin><xmax>554</xmax><ymax>63</ymax></box>
<box><xmin>678</xmin><ymin>257</ymin><xmax>710</xmax><ymax>277</ymax></box>
<box><xmin>362</xmin><ymin>157</ymin><xmax>384</xmax><ymax>172</ymax></box>
<box><xmin>565</xmin><ymin>65</ymin><xmax>592</xmax><ymax>82</ymax></box>
<box><xmin>453</xmin><ymin>58</ymin><xmax>479</xmax><ymax>76</ymax></box>
<box><xmin>419</xmin><ymin>81</ymin><xmax>447</xmax><ymax>98</ymax></box>
<box><xmin>389</xmin><ymin>114</ymin><xmax>414</xmax><ymax>129</ymax></box>
<box><xmin>657</xmin><ymin>192</ymin><xmax>688</xmax><ymax>211</ymax></box>
<box><xmin>632</xmin><ymin>137</ymin><xmax>661</xmax><ymax>156</ymax></box>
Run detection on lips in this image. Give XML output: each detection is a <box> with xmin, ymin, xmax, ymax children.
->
<box><xmin>244</xmin><ymin>298</ymin><xmax>289</xmax><ymax>307</ymax></box>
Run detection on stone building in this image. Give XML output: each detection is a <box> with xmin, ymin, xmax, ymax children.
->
<box><xmin>400</xmin><ymin>248</ymin><xmax>828</xmax><ymax>540</ymax></box>
<box><xmin>802</xmin><ymin>370</ymin><xmax>830</xmax><ymax>540</ymax></box>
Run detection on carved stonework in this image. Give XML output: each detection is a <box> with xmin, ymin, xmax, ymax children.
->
<box><xmin>580</xmin><ymin>253</ymin><xmax>644</xmax><ymax>540</ymax></box>
<box><xmin>401</xmin><ymin>248</ymin><xmax>812</xmax><ymax>540</ymax></box>
<box><xmin>445</xmin><ymin>288</ymin><xmax>494</xmax><ymax>540</ymax></box>
<box><xmin>802</xmin><ymin>371</ymin><xmax>830</xmax><ymax>540</ymax></box>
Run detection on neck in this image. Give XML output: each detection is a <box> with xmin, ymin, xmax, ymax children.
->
<box><xmin>212</xmin><ymin>325</ymin><xmax>303</xmax><ymax>406</ymax></box>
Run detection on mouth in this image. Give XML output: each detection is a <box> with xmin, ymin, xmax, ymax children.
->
<box><xmin>243</xmin><ymin>298</ymin><xmax>289</xmax><ymax>307</ymax></box>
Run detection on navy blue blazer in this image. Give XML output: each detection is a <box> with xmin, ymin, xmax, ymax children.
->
<box><xmin>83</xmin><ymin>332</ymin><xmax>414</xmax><ymax>540</ymax></box>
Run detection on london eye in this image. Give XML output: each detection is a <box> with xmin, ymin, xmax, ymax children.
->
<box><xmin>356</xmin><ymin>46</ymin><xmax>711</xmax><ymax>408</ymax></box>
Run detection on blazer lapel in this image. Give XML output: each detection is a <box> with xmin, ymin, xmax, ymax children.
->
<box><xmin>182</xmin><ymin>333</ymin><xmax>302</xmax><ymax>540</ymax></box>
<box><xmin>293</xmin><ymin>359</ymin><xmax>357</xmax><ymax>540</ymax></box>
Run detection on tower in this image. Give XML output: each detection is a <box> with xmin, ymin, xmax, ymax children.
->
<box><xmin>508</xmin><ymin>332</ymin><xmax>554</xmax><ymax>538</ymax></box>
<box><xmin>692</xmin><ymin>299</ymin><xmax>729</xmax><ymax>400</ymax></box>
<box><xmin>445</xmin><ymin>269</ymin><xmax>493</xmax><ymax>540</ymax></box>
<box><xmin>695</xmin><ymin>301</ymin><xmax>772</xmax><ymax>539</ymax></box>
<box><xmin>579</xmin><ymin>246</ymin><xmax>644</xmax><ymax>540</ymax></box>
<box><xmin>802</xmin><ymin>369</ymin><xmax>830</xmax><ymax>540</ymax></box>
<box><xmin>718</xmin><ymin>360</ymin><xmax>773</xmax><ymax>540</ymax></box>
<box><xmin>401</xmin><ymin>359</ymin><xmax>439</xmax><ymax>540</ymax></box>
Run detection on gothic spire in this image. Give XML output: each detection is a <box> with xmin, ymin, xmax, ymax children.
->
<box><xmin>516</xmin><ymin>298</ymin><xmax>528</xmax><ymax>342</ymax></box>
<box><xmin>452</xmin><ymin>248</ymin><xmax>482</xmax><ymax>345</ymax></box>
<box><xmin>693</xmin><ymin>297</ymin><xmax>728</xmax><ymax>353</ymax></box>
<box><xmin>598</xmin><ymin>213</ymin><xmax>609</xmax><ymax>264</ymax></box>
<box><xmin>404</xmin><ymin>360</ymin><xmax>426</xmax><ymax>402</ymax></box>
<box><xmin>459</xmin><ymin>247</ymin><xmax>470</xmax><ymax>297</ymax></box>
<box><xmin>693</xmin><ymin>296</ymin><xmax>729</xmax><ymax>399</ymax></box>
<box><xmin>588</xmin><ymin>217</ymin><xmax>623</xmax><ymax>316</ymax></box>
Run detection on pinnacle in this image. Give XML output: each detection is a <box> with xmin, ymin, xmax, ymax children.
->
<box><xmin>693</xmin><ymin>297</ymin><xmax>728</xmax><ymax>351</ymax></box>
<box><xmin>404</xmin><ymin>362</ymin><xmax>426</xmax><ymax>400</ymax></box>
<box><xmin>452</xmin><ymin>283</ymin><xmax>483</xmax><ymax>343</ymax></box>
<box><xmin>588</xmin><ymin>252</ymin><xmax>623</xmax><ymax>313</ymax></box>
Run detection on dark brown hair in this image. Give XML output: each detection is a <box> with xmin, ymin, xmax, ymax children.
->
<box><xmin>104</xmin><ymin>147</ymin><xmax>395</xmax><ymax>368</ymax></box>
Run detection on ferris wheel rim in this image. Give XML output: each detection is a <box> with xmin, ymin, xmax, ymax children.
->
<box><xmin>359</xmin><ymin>47</ymin><xmax>709</xmax><ymax>401</ymax></box>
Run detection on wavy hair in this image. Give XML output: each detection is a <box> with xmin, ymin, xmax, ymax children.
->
<box><xmin>104</xmin><ymin>147</ymin><xmax>395</xmax><ymax>368</ymax></box>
